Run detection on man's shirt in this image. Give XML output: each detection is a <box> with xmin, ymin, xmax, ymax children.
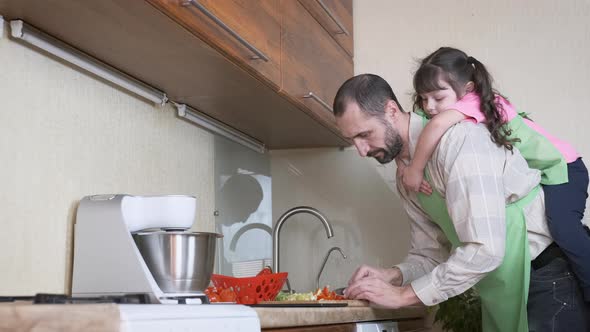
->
<box><xmin>395</xmin><ymin>112</ymin><xmax>553</xmax><ymax>306</ymax></box>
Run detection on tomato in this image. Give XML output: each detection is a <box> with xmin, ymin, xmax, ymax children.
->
<box><xmin>314</xmin><ymin>286</ymin><xmax>345</xmax><ymax>301</ymax></box>
<box><xmin>219</xmin><ymin>288</ymin><xmax>237</xmax><ymax>302</ymax></box>
<box><xmin>206</xmin><ymin>286</ymin><xmax>221</xmax><ymax>302</ymax></box>
<box><xmin>205</xmin><ymin>286</ymin><xmax>216</xmax><ymax>295</ymax></box>
<box><xmin>207</xmin><ymin>293</ymin><xmax>220</xmax><ymax>303</ymax></box>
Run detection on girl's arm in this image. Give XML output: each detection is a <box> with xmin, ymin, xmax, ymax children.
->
<box><xmin>402</xmin><ymin>110</ymin><xmax>468</xmax><ymax>193</ymax></box>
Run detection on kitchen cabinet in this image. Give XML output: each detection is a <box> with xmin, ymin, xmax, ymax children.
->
<box><xmin>298</xmin><ymin>0</ymin><xmax>353</xmax><ymax>57</ymax></box>
<box><xmin>146</xmin><ymin>0</ymin><xmax>282</xmax><ymax>89</ymax></box>
<box><xmin>280</xmin><ymin>0</ymin><xmax>353</xmax><ymax>130</ymax></box>
<box><xmin>0</xmin><ymin>0</ymin><xmax>352</xmax><ymax>149</ymax></box>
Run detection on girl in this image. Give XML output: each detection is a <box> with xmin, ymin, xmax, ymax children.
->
<box><xmin>399</xmin><ymin>47</ymin><xmax>590</xmax><ymax>302</ymax></box>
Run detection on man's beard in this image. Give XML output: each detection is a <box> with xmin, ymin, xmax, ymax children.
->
<box><xmin>367</xmin><ymin>121</ymin><xmax>403</xmax><ymax>164</ymax></box>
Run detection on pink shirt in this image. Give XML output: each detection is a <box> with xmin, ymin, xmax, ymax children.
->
<box><xmin>450</xmin><ymin>93</ymin><xmax>579</xmax><ymax>163</ymax></box>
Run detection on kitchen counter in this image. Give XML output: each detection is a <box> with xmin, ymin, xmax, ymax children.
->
<box><xmin>0</xmin><ymin>302</ymin><xmax>120</xmax><ymax>332</ymax></box>
<box><xmin>0</xmin><ymin>302</ymin><xmax>427</xmax><ymax>331</ymax></box>
<box><xmin>253</xmin><ymin>304</ymin><xmax>428</xmax><ymax>329</ymax></box>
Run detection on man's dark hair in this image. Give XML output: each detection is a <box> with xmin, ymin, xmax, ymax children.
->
<box><xmin>333</xmin><ymin>74</ymin><xmax>404</xmax><ymax>118</ymax></box>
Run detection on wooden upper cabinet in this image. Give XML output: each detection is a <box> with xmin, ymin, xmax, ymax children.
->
<box><xmin>298</xmin><ymin>0</ymin><xmax>353</xmax><ymax>57</ymax></box>
<box><xmin>280</xmin><ymin>0</ymin><xmax>353</xmax><ymax>129</ymax></box>
<box><xmin>147</xmin><ymin>0</ymin><xmax>282</xmax><ymax>89</ymax></box>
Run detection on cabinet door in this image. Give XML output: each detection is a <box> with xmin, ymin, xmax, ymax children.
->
<box><xmin>298</xmin><ymin>0</ymin><xmax>353</xmax><ymax>57</ymax></box>
<box><xmin>147</xmin><ymin>0</ymin><xmax>281</xmax><ymax>89</ymax></box>
<box><xmin>280</xmin><ymin>0</ymin><xmax>353</xmax><ymax>129</ymax></box>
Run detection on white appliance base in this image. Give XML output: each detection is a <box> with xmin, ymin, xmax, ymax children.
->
<box><xmin>119</xmin><ymin>304</ymin><xmax>260</xmax><ymax>332</ymax></box>
<box><xmin>355</xmin><ymin>320</ymin><xmax>399</xmax><ymax>332</ymax></box>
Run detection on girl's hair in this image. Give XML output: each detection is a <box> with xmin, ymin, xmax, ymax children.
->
<box><xmin>413</xmin><ymin>47</ymin><xmax>518</xmax><ymax>151</ymax></box>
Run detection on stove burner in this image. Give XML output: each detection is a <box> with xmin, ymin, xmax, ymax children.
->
<box><xmin>0</xmin><ymin>293</ymin><xmax>151</xmax><ymax>304</ymax></box>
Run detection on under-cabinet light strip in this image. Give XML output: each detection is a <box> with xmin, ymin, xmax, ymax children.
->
<box><xmin>9</xmin><ymin>20</ymin><xmax>167</xmax><ymax>106</ymax></box>
<box><xmin>175</xmin><ymin>103</ymin><xmax>266</xmax><ymax>154</ymax></box>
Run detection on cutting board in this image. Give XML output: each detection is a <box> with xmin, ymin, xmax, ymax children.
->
<box><xmin>253</xmin><ymin>299</ymin><xmax>369</xmax><ymax>307</ymax></box>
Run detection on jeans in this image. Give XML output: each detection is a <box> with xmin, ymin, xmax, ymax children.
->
<box><xmin>543</xmin><ymin>158</ymin><xmax>590</xmax><ymax>301</ymax></box>
<box><xmin>528</xmin><ymin>257</ymin><xmax>590</xmax><ymax>332</ymax></box>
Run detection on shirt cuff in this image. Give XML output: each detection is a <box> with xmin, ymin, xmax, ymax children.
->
<box><xmin>410</xmin><ymin>274</ymin><xmax>447</xmax><ymax>306</ymax></box>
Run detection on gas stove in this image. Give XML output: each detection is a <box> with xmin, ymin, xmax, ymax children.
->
<box><xmin>0</xmin><ymin>293</ymin><xmax>152</xmax><ymax>304</ymax></box>
<box><xmin>1</xmin><ymin>293</ymin><xmax>261</xmax><ymax>332</ymax></box>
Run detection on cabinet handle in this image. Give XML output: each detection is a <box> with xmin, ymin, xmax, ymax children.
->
<box><xmin>316</xmin><ymin>0</ymin><xmax>350</xmax><ymax>36</ymax></box>
<box><xmin>182</xmin><ymin>0</ymin><xmax>270</xmax><ymax>62</ymax></box>
<box><xmin>303</xmin><ymin>92</ymin><xmax>333</xmax><ymax>113</ymax></box>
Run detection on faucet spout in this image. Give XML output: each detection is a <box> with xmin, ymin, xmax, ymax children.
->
<box><xmin>272</xmin><ymin>206</ymin><xmax>334</xmax><ymax>275</ymax></box>
<box><xmin>316</xmin><ymin>247</ymin><xmax>347</xmax><ymax>290</ymax></box>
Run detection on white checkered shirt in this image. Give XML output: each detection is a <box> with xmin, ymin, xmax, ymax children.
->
<box><xmin>395</xmin><ymin>113</ymin><xmax>553</xmax><ymax>306</ymax></box>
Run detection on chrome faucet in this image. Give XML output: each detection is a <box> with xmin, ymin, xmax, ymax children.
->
<box><xmin>272</xmin><ymin>206</ymin><xmax>334</xmax><ymax>275</ymax></box>
<box><xmin>316</xmin><ymin>247</ymin><xmax>346</xmax><ymax>290</ymax></box>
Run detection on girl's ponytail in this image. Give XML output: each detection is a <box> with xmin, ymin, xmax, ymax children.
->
<box><xmin>469</xmin><ymin>56</ymin><xmax>518</xmax><ymax>151</ymax></box>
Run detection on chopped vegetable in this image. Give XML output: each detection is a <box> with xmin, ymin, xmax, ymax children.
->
<box><xmin>314</xmin><ymin>286</ymin><xmax>345</xmax><ymax>301</ymax></box>
<box><xmin>205</xmin><ymin>285</ymin><xmax>237</xmax><ymax>303</ymax></box>
<box><xmin>275</xmin><ymin>291</ymin><xmax>316</xmax><ymax>301</ymax></box>
<box><xmin>274</xmin><ymin>286</ymin><xmax>344</xmax><ymax>301</ymax></box>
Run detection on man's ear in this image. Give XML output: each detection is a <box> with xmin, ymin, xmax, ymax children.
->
<box><xmin>384</xmin><ymin>100</ymin><xmax>399</xmax><ymax>119</ymax></box>
<box><xmin>465</xmin><ymin>81</ymin><xmax>475</xmax><ymax>92</ymax></box>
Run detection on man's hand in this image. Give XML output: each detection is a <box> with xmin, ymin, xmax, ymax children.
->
<box><xmin>344</xmin><ymin>276</ymin><xmax>420</xmax><ymax>309</ymax></box>
<box><xmin>402</xmin><ymin>164</ymin><xmax>432</xmax><ymax>196</ymax></box>
<box><xmin>347</xmin><ymin>265</ymin><xmax>403</xmax><ymax>286</ymax></box>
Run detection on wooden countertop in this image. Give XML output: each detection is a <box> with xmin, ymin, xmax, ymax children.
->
<box><xmin>0</xmin><ymin>302</ymin><xmax>120</xmax><ymax>332</ymax></box>
<box><xmin>0</xmin><ymin>301</ymin><xmax>427</xmax><ymax>331</ymax></box>
<box><xmin>253</xmin><ymin>304</ymin><xmax>427</xmax><ymax>329</ymax></box>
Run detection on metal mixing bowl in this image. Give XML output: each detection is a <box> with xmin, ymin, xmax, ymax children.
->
<box><xmin>132</xmin><ymin>231</ymin><xmax>222</xmax><ymax>293</ymax></box>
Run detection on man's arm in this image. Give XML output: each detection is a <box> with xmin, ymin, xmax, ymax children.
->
<box><xmin>344</xmin><ymin>183</ymin><xmax>453</xmax><ymax>308</ymax></box>
<box><xmin>410</xmin><ymin>123</ymin><xmax>507</xmax><ymax>306</ymax></box>
<box><xmin>394</xmin><ymin>195</ymin><xmax>452</xmax><ymax>286</ymax></box>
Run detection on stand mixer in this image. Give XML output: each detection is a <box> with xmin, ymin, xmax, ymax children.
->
<box><xmin>71</xmin><ymin>194</ymin><xmax>260</xmax><ymax>331</ymax></box>
<box><xmin>71</xmin><ymin>194</ymin><xmax>212</xmax><ymax>302</ymax></box>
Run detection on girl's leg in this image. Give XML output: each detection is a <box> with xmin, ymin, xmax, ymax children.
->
<box><xmin>543</xmin><ymin>158</ymin><xmax>590</xmax><ymax>302</ymax></box>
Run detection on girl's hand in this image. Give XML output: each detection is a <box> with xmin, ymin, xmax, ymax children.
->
<box><xmin>402</xmin><ymin>165</ymin><xmax>433</xmax><ymax>195</ymax></box>
<box><xmin>395</xmin><ymin>161</ymin><xmax>407</xmax><ymax>180</ymax></box>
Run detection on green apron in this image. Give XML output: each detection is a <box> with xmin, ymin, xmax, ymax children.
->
<box><xmin>417</xmin><ymin>184</ymin><xmax>537</xmax><ymax>332</ymax></box>
<box><xmin>414</xmin><ymin>114</ymin><xmax>540</xmax><ymax>331</ymax></box>
<box><xmin>506</xmin><ymin>114</ymin><xmax>568</xmax><ymax>185</ymax></box>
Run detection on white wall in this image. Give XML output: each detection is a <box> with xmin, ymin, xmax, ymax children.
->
<box><xmin>271</xmin><ymin>148</ymin><xmax>409</xmax><ymax>292</ymax></box>
<box><xmin>272</xmin><ymin>0</ymin><xmax>590</xmax><ymax>293</ymax></box>
<box><xmin>355</xmin><ymin>0</ymin><xmax>590</xmax><ymax>174</ymax></box>
<box><xmin>0</xmin><ymin>20</ymin><xmax>215</xmax><ymax>295</ymax></box>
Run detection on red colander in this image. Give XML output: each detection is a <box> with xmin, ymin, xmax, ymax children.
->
<box><xmin>210</xmin><ymin>272</ymin><xmax>288</xmax><ymax>304</ymax></box>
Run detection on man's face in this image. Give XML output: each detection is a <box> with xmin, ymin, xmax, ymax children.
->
<box><xmin>336</xmin><ymin>102</ymin><xmax>403</xmax><ymax>164</ymax></box>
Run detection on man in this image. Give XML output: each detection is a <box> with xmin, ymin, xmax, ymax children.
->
<box><xmin>333</xmin><ymin>74</ymin><xmax>589</xmax><ymax>331</ymax></box>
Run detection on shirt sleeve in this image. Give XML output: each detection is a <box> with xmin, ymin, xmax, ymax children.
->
<box><xmin>409</xmin><ymin>123</ymin><xmax>507</xmax><ymax>306</ymax></box>
<box><xmin>448</xmin><ymin>93</ymin><xmax>486</xmax><ymax>123</ymax></box>
<box><xmin>395</xmin><ymin>193</ymin><xmax>451</xmax><ymax>286</ymax></box>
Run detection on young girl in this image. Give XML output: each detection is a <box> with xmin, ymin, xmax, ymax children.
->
<box><xmin>399</xmin><ymin>47</ymin><xmax>590</xmax><ymax>302</ymax></box>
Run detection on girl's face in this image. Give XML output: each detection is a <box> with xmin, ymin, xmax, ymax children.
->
<box><xmin>420</xmin><ymin>80</ymin><xmax>470</xmax><ymax>117</ymax></box>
